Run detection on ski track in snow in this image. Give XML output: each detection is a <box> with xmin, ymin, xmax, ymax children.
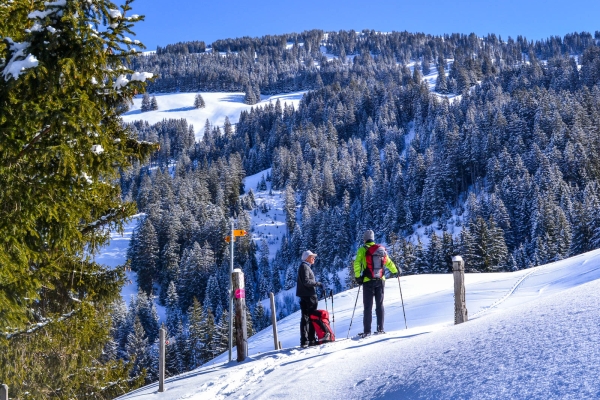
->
<box><xmin>470</xmin><ymin>267</ymin><xmax>538</xmax><ymax>319</ymax></box>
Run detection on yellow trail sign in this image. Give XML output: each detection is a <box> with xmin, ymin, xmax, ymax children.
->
<box><xmin>225</xmin><ymin>230</ymin><xmax>248</xmax><ymax>242</ymax></box>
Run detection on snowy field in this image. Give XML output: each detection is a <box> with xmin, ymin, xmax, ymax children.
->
<box><xmin>117</xmin><ymin>249</ymin><xmax>600</xmax><ymax>399</ymax></box>
<box><xmin>122</xmin><ymin>91</ymin><xmax>306</xmax><ymax>141</ymax></box>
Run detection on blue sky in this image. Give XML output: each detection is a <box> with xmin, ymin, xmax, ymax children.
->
<box><xmin>124</xmin><ymin>0</ymin><xmax>600</xmax><ymax>50</ymax></box>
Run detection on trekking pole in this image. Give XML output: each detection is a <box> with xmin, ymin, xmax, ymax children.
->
<box><xmin>330</xmin><ymin>290</ymin><xmax>335</xmax><ymax>335</ymax></box>
<box><xmin>323</xmin><ymin>287</ymin><xmax>329</xmax><ymax>313</ymax></box>
<box><xmin>397</xmin><ymin>275</ymin><xmax>408</xmax><ymax>329</ymax></box>
<box><xmin>346</xmin><ymin>285</ymin><xmax>361</xmax><ymax>339</ymax></box>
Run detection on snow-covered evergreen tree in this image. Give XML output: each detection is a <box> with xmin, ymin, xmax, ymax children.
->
<box><xmin>212</xmin><ymin>310</ymin><xmax>230</xmax><ymax>358</ymax></box>
<box><xmin>244</xmin><ymin>84</ymin><xmax>258</xmax><ymax>105</ymax></box>
<box><xmin>187</xmin><ymin>298</ymin><xmax>207</xmax><ymax>368</ymax></box>
<box><xmin>141</xmin><ymin>93</ymin><xmax>152</xmax><ymax>112</ymax></box>
<box><xmin>194</xmin><ymin>93</ymin><xmax>206</xmax><ymax>108</ymax></box>
<box><xmin>126</xmin><ymin>317</ymin><xmax>152</xmax><ymax>380</ymax></box>
<box><xmin>435</xmin><ymin>58</ymin><xmax>449</xmax><ymax>94</ymax></box>
<box><xmin>284</xmin><ymin>186</ymin><xmax>297</xmax><ymax>233</ymax></box>
<box><xmin>258</xmin><ymin>239</ymin><xmax>272</xmax><ymax>299</ymax></box>
<box><xmin>136</xmin><ymin>290</ymin><xmax>160</xmax><ymax>343</ymax></box>
<box><xmin>165</xmin><ymin>281</ymin><xmax>182</xmax><ymax>335</ymax></box>
<box><xmin>132</xmin><ymin>218</ymin><xmax>160</xmax><ymax>294</ymax></box>
<box><xmin>150</xmin><ymin>95</ymin><xmax>159</xmax><ymax>110</ymax></box>
<box><xmin>284</xmin><ymin>264</ymin><xmax>297</xmax><ymax>290</ymax></box>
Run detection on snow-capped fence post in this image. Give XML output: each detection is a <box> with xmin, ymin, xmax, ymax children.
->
<box><xmin>453</xmin><ymin>256</ymin><xmax>468</xmax><ymax>324</ymax></box>
<box><xmin>232</xmin><ymin>269</ymin><xmax>248</xmax><ymax>361</ymax></box>
<box><xmin>1</xmin><ymin>384</ymin><xmax>8</xmax><ymax>400</ymax></box>
<box><xmin>159</xmin><ymin>327</ymin><xmax>165</xmax><ymax>392</ymax></box>
<box><xmin>269</xmin><ymin>292</ymin><xmax>281</xmax><ymax>350</ymax></box>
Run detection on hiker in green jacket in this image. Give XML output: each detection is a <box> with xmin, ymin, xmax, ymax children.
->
<box><xmin>353</xmin><ymin>229</ymin><xmax>399</xmax><ymax>337</ymax></box>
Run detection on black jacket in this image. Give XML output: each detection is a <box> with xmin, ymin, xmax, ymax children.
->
<box><xmin>296</xmin><ymin>261</ymin><xmax>318</xmax><ymax>297</ymax></box>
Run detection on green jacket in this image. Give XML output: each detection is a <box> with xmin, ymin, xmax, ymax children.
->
<box><xmin>354</xmin><ymin>241</ymin><xmax>398</xmax><ymax>282</ymax></box>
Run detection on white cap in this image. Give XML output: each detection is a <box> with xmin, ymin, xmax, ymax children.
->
<box><xmin>302</xmin><ymin>250</ymin><xmax>317</xmax><ymax>261</ymax></box>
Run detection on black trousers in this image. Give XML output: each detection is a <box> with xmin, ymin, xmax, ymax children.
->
<box><xmin>363</xmin><ymin>279</ymin><xmax>385</xmax><ymax>334</ymax></box>
<box><xmin>299</xmin><ymin>295</ymin><xmax>325</xmax><ymax>345</ymax></box>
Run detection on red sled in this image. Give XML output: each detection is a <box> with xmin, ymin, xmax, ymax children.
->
<box><xmin>310</xmin><ymin>309</ymin><xmax>335</xmax><ymax>344</ymax></box>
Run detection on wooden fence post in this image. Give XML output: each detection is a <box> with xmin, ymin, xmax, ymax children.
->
<box><xmin>232</xmin><ymin>268</ymin><xmax>247</xmax><ymax>361</ymax></box>
<box><xmin>269</xmin><ymin>292</ymin><xmax>280</xmax><ymax>350</ymax></box>
<box><xmin>158</xmin><ymin>327</ymin><xmax>165</xmax><ymax>392</ymax></box>
<box><xmin>452</xmin><ymin>255</ymin><xmax>468</xmax><ymax>324</ymax></box>
<box><xmin>1</xmin><ymin>384</ymin><xmax>8</xmax><ymax>400</ymax></box>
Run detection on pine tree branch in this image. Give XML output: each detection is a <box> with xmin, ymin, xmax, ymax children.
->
<box><xmin>3</xmin><ymin>310</ymin><xmax>77</xmax><ymax>340</ymax></box>
<box><xmin>80</xmin><ymin>207</ymin><xmax>129</xmax><ymax>236</ymax></box>
<box><xmin>4</xmin><ymin>125</ymin><xmax>51</xmax><ymax>168</ymax></box>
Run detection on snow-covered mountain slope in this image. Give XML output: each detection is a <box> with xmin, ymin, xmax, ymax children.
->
<box><xmin>117</xmin><ymin>249</ymin><xmax>600</xmax><ymax>399</ymax></box>
<box><xmin>122</xmin><ymin>91</ymin><xmax>305</xmax><ymax>141</ymax></box>
<box><xmin>94</xmin><ymin>168</ymin><xmax>287</xmax><ymax>315</ymax></box>
<box><xmin>94</xmin><ymin>214</ymin><xmax>167</xmax><ymax>320</ymax></box>
<box><xmin>243</xmin><ymin>168</ymin><xmax>287</xmax><ymax>260</ymax></box>
<box><xmin>94</xmin><ymin>215</ymin><xmax>141</xmax><ymax>299</ymax></box>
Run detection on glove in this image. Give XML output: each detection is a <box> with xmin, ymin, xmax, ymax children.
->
<box><xmin>390</xmin><ymin>273</ymin><xmax>398</xmax><ymax>278</ymax></box>
<box><xmin>355</xmin><ymin>276</ymin><xmax>364</xmax><ymax>285</ymax></box>
<box><xmin>315</xmin><ymin>281</ymin><xmax>323</xmax><ymax>287</ymax></box>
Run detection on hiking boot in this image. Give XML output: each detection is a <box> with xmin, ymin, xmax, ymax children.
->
<box><xmin>375</xmin><ymin>330</ymin><xmax>385</xmax><ymax>335</ymax></box>
<box><xmin>357</xmin><ymin>332</ymin><xmax>371</xmax><ymax>338</ymax></box>
<box><xmin>309</xmin><ymin>340</ymin><xmax>318</xmax><ymax>347</ymax></box>
<box><xmin>301</xmin><ymin>343</ymin><xmax>309</xmax><ymax>348</ymax></box>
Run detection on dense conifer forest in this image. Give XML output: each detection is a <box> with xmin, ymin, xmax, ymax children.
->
<box><xmin>114</xmin><ymin>29</ymin><xmax>600</xmax><ymax>379</ymax></box>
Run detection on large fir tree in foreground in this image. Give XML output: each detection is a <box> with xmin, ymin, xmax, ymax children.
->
<box><xmin>0</xmin><ymin>0</ymin><xmax>157</xmax><ymax>397</ymax></box>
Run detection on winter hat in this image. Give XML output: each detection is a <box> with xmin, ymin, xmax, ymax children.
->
<box><xmin>302</xmin><ymin>250</ymin><xmax>317</xmax><ymax>261</ymax></box>
<box><xmin>363</xmin><ymin>229</ymin><xmax>375</xmax><ymax>242</ymax></box>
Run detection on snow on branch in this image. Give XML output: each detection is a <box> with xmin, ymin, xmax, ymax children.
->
<box><xmin>4</xmin><ymin>310</ymin><xmax>76</xmax><ymax>339</ymax></box>
<box><xmin>80</xmin><ymin>207</ymin><xmax>127</xmax><ymax>235</ymax></box>
<box><xmin>130</xmin><ymin>71</ymin><xmax>153</xmax><ymax>82</ymax></box>
<box><xmin>27</xmin><ymin>0</ymin><xmax>66</xmax><ymax>20</ymax></box>
<box><xmin>91</xmin><ymin>144</ymin><xmax>104</xmax><ymax>154</ymax></box>
<box><xmin>2</xmin><ymin>39</ymin><xmax>38</xmax><ymax>81</ymax></box>
<box><xmin>113</xmin><ymin>72</ymin><xmax>153</xmax><ymax>89</ymax></box>
<box><xmin>113</xmin><ymin>74</ymin><xmax>128</xmax><ymax>89</ymax></box>
<box><xmin>4</xmin><ymin>0</ymin><xmax>70</xmax><ymax>81</ymax></box>
<box><xmin>108</xmin><ymin>8</ymin><xmax>122</xmax><ymax>19</ymax></box>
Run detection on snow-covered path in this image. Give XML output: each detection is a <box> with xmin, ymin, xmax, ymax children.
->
<box><xmin>117</xmin><ymin>249</ymin><xmax>600</xmax><ymax>399</ymax></box>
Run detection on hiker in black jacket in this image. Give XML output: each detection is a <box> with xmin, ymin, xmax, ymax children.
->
<box><xmin>296</xmin><ymin>250</ymin><xmax>327</xmax><ymax>347</ymax></box>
